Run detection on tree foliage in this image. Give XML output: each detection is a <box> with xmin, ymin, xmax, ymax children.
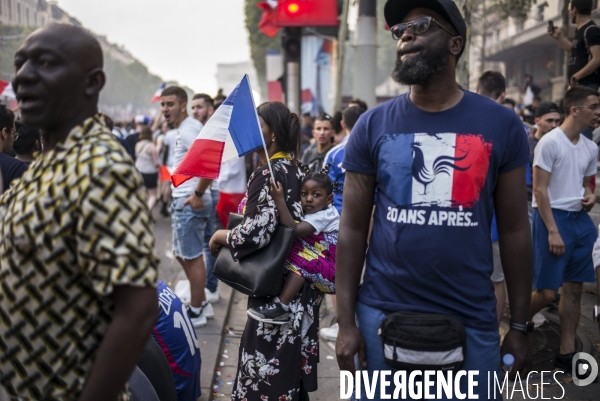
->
<box><xmin>0</xmin><ymin>25</ymin><xmax>37</xmax><ymax>82</ymax></box>
<box><xmin>245</xmin><ymin>0</ymin><xmax>282</xmax><ymax>99</ymax></box>
<box><xmin>100</xmin><ymin>56</ymin><xmax>163</xmax><ymax>107</ymax></box>
<box><xmin>490</xmin><ymin>0</ymin><xmax>543</xmax><ymax>20</ymax></box>
<box><xmin>0</xmin><ymin>25</ymin><xmax>193</xmax><ymax>115</ymax></box>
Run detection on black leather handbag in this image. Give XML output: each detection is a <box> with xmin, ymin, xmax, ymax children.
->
<box><xmin>213</xmin><ymin>213</ymin><xmax>295</xmax><ymax>297</ymax></box>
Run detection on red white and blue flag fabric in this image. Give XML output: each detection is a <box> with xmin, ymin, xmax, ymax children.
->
<box><xmin>385</xmin><ymin>132</ymin><xmax>492</xmax><ymax>208</ymax></box>
<box><xmin>257</xmin><ymin>1</ymin><xmax>280</xmax><ymax>37</ymax></box>
<box><xmin>172</xmin><ymin>75</ymin><xmax>263</xmax><ymax>186</ymax></box>
<box><xmin>151</xmin><ymin>83</ymin><xmax>166</xmax><ymax>103</ymax></box>
<box><xmin>0</xmin><ymin>80</ymin><xmax>16</xmax><ymax>98</ymax></box>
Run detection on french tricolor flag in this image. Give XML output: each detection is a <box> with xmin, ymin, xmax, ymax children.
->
<box><xmin>151</xmin><ymin>83</ymin><xmax>166</xmax><ymax>104</ymax></box>
<box><xmin>172</xmin><ymin>75</ymin><xmax>263</xmax><ymax>186</ymax></box>
<box><xmin>0</xmin><ymin>79</ymin><xmax>16</xmax><ymax>98</ymax></box>
<box><xmin>384</xmin><ymin>132</ymin><xmax>492</xmax><ymax>208</ymax></box>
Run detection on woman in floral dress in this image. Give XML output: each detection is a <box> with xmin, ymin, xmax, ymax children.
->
<box><xmin>210</xmin><ymin>102</ymin><xmax>322</xmax><ymax>401</ymax></box>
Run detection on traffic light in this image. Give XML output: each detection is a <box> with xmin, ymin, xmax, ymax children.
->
<box><xmin>276</xmin><ymin>0</ymin><xmax>339</xmax><ymax>27</ymax></box>
<box><xmin>282</xmin><ymin>27</ymin><xmax>301</xmax><ymax>64</ymax></box>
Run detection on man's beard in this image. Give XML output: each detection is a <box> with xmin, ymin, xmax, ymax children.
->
<box><xmin>392</xmin><ymin>46</ymin><xmax>451</xmax><ymax>86</ymax></box>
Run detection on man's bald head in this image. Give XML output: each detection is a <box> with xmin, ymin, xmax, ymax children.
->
<box><xmin>28</xmin><ymin>24</ymin><xmax>103</xmax><ymax>71</ymax></box>
<box><xmin>13</xmin><ymin>23</ymin><xmax>106</xmax><ymax>132</ymax></box>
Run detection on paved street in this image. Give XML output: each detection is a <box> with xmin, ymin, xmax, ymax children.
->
<box><xmin>153</xmin><ymin>200</ymin><xmax>600</xmax><ymax>401</ymax></box>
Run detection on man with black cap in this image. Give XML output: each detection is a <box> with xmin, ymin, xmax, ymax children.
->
<box><xmin>336</xmin><ymin>1</ymin><xmax>533</xmax><ymax>398</ymax></box>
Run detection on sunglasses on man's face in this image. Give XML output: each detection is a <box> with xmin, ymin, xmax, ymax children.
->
<box><xmin>390</xmin><ymin>16</ymin><xmax>457</xmax><ymax>40</ymax></box>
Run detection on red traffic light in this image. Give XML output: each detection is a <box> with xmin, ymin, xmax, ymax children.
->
<box><xmin>287</xmin><ymin>3</ymin><xmax>300</xmax><ymax>13</ymax></box>
<box><xmin>276</xmin><ymin>0</ymin><xmax>339</xmax><ymax>27</ymax></box>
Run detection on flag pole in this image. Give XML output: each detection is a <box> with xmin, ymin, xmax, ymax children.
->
<box><xmin>246</xmin><ymin>75</ymin><xmax>276</xmax><ymax>181</ymax></box>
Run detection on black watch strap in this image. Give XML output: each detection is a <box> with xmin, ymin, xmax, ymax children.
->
<box><xmin>509</xmin><ymin>320</ymin><xmax>534</xmax><ymax>334</ymax></box>
<box><xmin>194</xmin><ymin>190</ymin><xmax>204</xmax><ymax>198</ymax></box>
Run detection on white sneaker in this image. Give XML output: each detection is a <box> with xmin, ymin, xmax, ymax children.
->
<box><xmin>205</xmin><ymin>288</ymin><xmax>220</xmax><ymax>304</ymax></box>
<box><xmin>202</xmin><ymin>302</ymin><xmax>214</xmax><ymax>319</ymax></box>
<box><xmin>187</xmin><ymin>307</ymin><xmax>207</xmax><ymax>327</ymax></box>
<box><xmin>319</xmin><ymin>323</ymin><xmax>339</xmax><ymax>341</ymax></box>
<box><xmin>174</xmin><ymin>280</ymin><xmax>191</xmax><ymax>305</ymax></box>
<box><xmin>532</xmin><ymin>312</ymin><xmax>548</xmax><ymax>328</ymax></box>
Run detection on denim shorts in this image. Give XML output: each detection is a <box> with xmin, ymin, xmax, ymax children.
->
<box><xmin>532</xmin><ymin>208</ymin><xmax>597</xmax><ymax>289</ymax></box>
<box><xmin>353</xmin><ymin>301</ymin><xmax>501</xmax><ymax>401</ymax></box>
<box><xmin>171</xmin><ymin>194</ymin><xmax>212</xmax><ymax>260</ymax></box>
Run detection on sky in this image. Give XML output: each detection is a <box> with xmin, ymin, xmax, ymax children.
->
<box><xmin>57</xmin><ymin>0</ymin><xmax>251</xmax><ymax>95</ymax></box>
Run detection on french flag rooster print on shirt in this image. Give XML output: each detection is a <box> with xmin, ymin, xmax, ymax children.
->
<box><xmin>379</xmin><ymin>132</ymin><xmax>492</xmax><ymax>208</ymax></box>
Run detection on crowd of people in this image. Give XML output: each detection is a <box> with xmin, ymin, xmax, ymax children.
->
<box><xmin>2</xmin><ymin>0</ymin><xmax>600</xmax><ymax>400</ymax></box>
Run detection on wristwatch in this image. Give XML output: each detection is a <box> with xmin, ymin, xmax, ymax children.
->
<box><xmin>509</xmin><ymin>320</ymin><xmax>535</xmax><ymax>334</ymax></box>
<box><xmin>194</xmin><ymin>190</ymin><xmax>204</xmax><ymax>198</ymax></box>
<box><xmin>594</xmin><ymin>305</ymin><xmax>599</xmax><ymax>322</ymax></box>
<box><xmin>571</xmin><ymin>76</ymin><xmax>579</xmax><ymax>83</ymax></box>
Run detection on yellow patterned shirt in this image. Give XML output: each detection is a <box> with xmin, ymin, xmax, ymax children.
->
<box><xmin>0</xmin><ymin>115</ymin><xmax>159</xmax><ymax>400</ymax></box>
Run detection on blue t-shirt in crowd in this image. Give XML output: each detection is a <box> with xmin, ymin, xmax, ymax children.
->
<box><xmin>0</xmin><ymin>153</ymin><xmax>28</xmax><ymax>193</ymax></box>
<box><xmin>325</xmin><ymin>139</ymin><xmax>348</xmax><ymax>214</ymax></box>
<box><xmin>343</xmin><ymin>91</ymin><xmax>529</xmax><ymax>330</ymax></box>
<box><xmin>153</xmin><ymin>281</ymin><xmax>201</xmax><ymax>401</ymax></box>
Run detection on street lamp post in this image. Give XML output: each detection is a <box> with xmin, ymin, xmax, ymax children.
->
<box><xmin>353</xmin><ymin>0</ymin><xmax>376</xmax><ymax>109</ymax></box>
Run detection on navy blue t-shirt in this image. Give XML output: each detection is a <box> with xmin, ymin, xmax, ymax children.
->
<box><xmin>0</xmin><ymin>153</ymin><xmax>28</xmax><ymax>193</ymax></box>
<box><xmin>343</xmin><ymin>91</ymin><xmax>529</xmax><ymax>330</ymax></box>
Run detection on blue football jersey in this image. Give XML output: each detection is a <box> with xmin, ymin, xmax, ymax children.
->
<box><xmin>153</xmin><ymin>281</ymin><xmax>201</xmax><ymax>401</ymax></box>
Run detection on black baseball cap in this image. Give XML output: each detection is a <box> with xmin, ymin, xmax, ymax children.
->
<box><xmin>535</xmin><ymin>101</ymin><xmax>560</xmax><ymax>118</ymax></box>
<box><xmin>384</xmin><ymin>0</ymin><xmax>467</xmax><ymax>58</ymax></box>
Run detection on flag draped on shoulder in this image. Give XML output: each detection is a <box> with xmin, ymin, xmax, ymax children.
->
<box><xmin>171</xmin><ymin>75</ymin><xmax>264</xmax><ymax>186</ymax></box>
<box><xmin>151</xmin><ymin>83</ymin><xmax>166</xmax><ymax>103</ymax></box>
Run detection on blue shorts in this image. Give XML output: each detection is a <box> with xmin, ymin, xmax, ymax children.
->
<box><xmin>354</xmin><ymin>301</ymin><xmax>501</xmax><ymax>401</ymax></box>
<box><xmin>532</xmin><ymin>208</ymin><xmax>596</xmax><ymax>290</ymax></box>
<box><xmin>171</xmin><ymin>194</ymin><xmax>212</xmax><ymax>260</ymax></box>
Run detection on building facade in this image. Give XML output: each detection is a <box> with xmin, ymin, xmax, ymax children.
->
<box><xmin>472</xmin><ymin>0</ymin><xmax>600</xmax><ymax>103</ymax></box>
<box><xmin>0</xmin><ymin>0</ymin><xmax>49</xmax><ymax>27</ymax></box>
<box><xmin>0</xmin><ymin>0</ymin><xmax>135</xmax><ymax>65</ymax></box>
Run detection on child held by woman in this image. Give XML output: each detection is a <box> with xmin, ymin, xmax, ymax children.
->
<box><xmin>247</xmin><ymin>165</ymin><xmax>340</xmax><ymax>324</ymax></box>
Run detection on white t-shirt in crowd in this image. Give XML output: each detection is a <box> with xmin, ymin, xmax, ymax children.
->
<box><xmin>171</xmin><ymin>116</ymin><xmax>203</xmax><ymax>198</ymax></box>
<box><xmin>163</xmin><ymin>129</ymin><xmax>177</xmax><ymax>168</ymax></box>
<box><xmin>217</xmin><ymin>158</ymin><xmax>247</xmax><ymax>194</ymax></box>
<box><xmin>302</xmin><ymin>204</ymin><xmax>340</xmax><ymax>235</ymax></box>
<box><xmin>532</xmin><ymin>127</ymin><xmax>598</xmax><ymax>212</ymax></box>
<box><xmin>523</xmin><ymin>86</ymin><xmax>534</xmax><ymax>107</ymax></box>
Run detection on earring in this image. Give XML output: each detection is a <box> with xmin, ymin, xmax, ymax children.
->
<box><xmin>272</xmin><ymin>138</ymin><xmax>276</xmax><ymax>143</ymax></box>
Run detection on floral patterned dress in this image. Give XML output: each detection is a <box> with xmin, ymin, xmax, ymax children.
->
<box><xmin>227</xmin><ymin>157</ymin><xmax>324</xmax><ymax>401</ymax></box>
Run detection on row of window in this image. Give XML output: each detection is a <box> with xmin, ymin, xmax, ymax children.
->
<box><xmin>0</xmin><ymin>0</ymin><xmax>46</xmax><ymax>26</ymax></box>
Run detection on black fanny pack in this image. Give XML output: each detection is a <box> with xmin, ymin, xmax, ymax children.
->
<box><xmin>378</xmin><ymin>311</ymin><xmax>466</xmax><ymax>372</ymax></box>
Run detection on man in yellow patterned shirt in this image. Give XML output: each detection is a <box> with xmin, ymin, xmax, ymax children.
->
<box><xmin>0</xmin><ymin>24</ymin><xmax>159</xmax><ymax>400</ymax></box>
